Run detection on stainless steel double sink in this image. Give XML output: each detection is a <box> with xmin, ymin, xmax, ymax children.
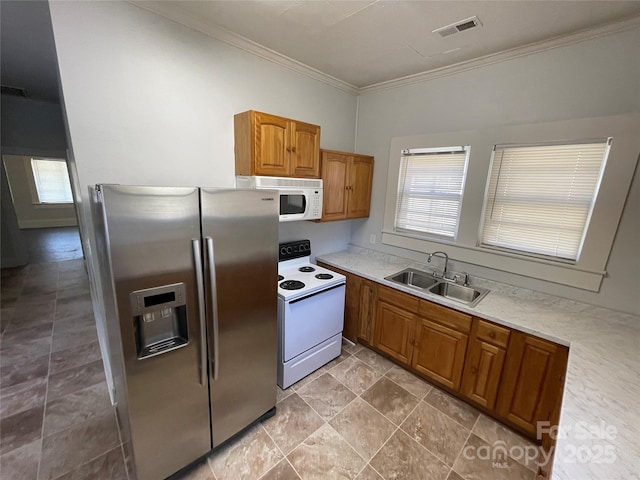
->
<box><xmin>385</xmin><ymin>268</ymin><xmax>490</xmax><ymax>308</ymax></box>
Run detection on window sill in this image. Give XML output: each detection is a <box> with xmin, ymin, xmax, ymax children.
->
<box><xmin>33</xmin><ymin>202</ymin><xmax>75</xmax><ymax>209</ymax></box>
<box><xmin>381</xmin><ymin>230</ymin><xmax>605</xmax><ymax>291</ymax></box>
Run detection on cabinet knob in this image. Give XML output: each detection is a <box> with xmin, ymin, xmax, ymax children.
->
<box><xmin>286</xmin><ymin>146</ymin><xmax>292</xmax><ymax>152</ymax></box>
<box><xmin>291</xmin><ymin>146</ymin><xmax>297</xmax><ymax>153</ymax></box>
<box><xmin>489</xmin><ymin>332</ymin><xmax>496</xmax><ymax>339</ymax></box>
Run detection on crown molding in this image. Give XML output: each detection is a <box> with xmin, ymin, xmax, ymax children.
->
<box><xmin>128</xmin><ymin>1</ymin><xmax>359</xmax><ymax>95</ymax></box>
<box><xmin>129</xmin><ymin>2</ymin><xmax>639</xmax><ymax>97</ymax></box>
<box><xmin>359</xmin><ymin>15</ymin><xmax>640</xmax><ymax>95</ymax></box>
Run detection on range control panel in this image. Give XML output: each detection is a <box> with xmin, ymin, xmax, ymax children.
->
<box><xmin>279</xmin><ymin>239</ymin><xmax>311</xmax><ymax>261</ymax></box>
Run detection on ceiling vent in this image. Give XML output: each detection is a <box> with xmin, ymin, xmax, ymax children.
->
<box><xmin>433</xmin><ymin>16</ymin><xmax>482</xmax><ymax>38</ymax></box>
<box><xmin>1</xmin><ymin>85</ymin><xmax>28</xmax><ymax>98</ymax></box>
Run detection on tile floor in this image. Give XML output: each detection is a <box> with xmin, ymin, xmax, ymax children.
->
<box><xmin>1</xmin><ymin>234</ymin><xmax>542</xmax><ymax>480</ymax></box>
<box><xmin>0</xmin><ymin>259</ymin><xmax>127</xmax><ymax>480</ymax></box>
<box><xmin>22</xmin><ymin>227</ymin><xmax>84</xmax><ymax>264</ymax></box>
<box><xmin>201</xmin><ymin>340</ymin><xmax>543</xmax><ymax>480</ymax></box>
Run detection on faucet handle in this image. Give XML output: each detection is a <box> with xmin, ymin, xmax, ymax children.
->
<box><xmin>452</xmin><ymin>272</ymin><xmax>469</xmax><ymax>285</ymax></box>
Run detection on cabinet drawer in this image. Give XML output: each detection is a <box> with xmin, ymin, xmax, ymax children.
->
<box><xmin>378</xmin><ymin>285</ymin><xmax>419</xmax><ymax>312</ymax></box>
<box><xmin>419</xmin><ymin>300</ymin><xmax>471</xmax><ymax>333</ymax></box>
<box><xmin>476</xmin><ymin>319</ymin><xmax>510</xmax><ymax>348</ymax></box>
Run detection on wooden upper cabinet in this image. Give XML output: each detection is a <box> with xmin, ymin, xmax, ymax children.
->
<box><xmin>496</xmin><ymin>331</ymin><xmax>568</xmax><ymax>436</ymax></box>
<box><xmin>234</xmin><ymin>110</ymin><xmax>320</xmax><ymax>178</ymax></box>
<box><xmin>291</xmin><ymin>121</ymin><xmax>321</xmax><ymax>177</ymax></box>
<box><xmin>318</xmin><ymin>149</ymin><xmax>373</xmax><ymax>222</ymax></box>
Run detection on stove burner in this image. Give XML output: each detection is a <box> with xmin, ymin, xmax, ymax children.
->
<box><xmin>280</xmin><ymin>280</ymin><xmax>305</xmax><ymax>290</ymax></box>
<box><xmin>298</xmin><ymin>266</ymin><xmax>315</xmax><ymax>273</ymax></box>
<box><xmin>278</xmin><ymin>275</ymin><xmax>284</xmax><ymax>281</ymax></box>
<box><xmin>315</xmin><ymin>273</ymin><xmax>334</xmax><ymax>280</ymax></box>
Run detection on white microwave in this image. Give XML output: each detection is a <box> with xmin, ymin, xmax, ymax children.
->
<box><xmin>235</xmin><ymin>176</ymin><xmax>323</xmax><ymax>222</ymax></box>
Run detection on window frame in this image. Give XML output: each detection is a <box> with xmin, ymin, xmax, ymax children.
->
<box><xmin>380</xmin><ymin>114</ymin><xmax>639</xmax><ymax>291</ymax></box>
<box><xmin>394</xmin><ymin>145</ymin><xmax>470</xmax><ymax>241</ymax></box>
<box><xmin>28</xmin><ymin>157</ymin><xmax>74</xmax><ymax>205</ymax></box>
<box><xmin>477</xmin><ymin>139</ymin><xmax>611</xmax><ymax>264</ymax></box>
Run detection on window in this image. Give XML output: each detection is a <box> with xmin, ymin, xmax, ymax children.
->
<box><xmin>395</xmin><ymin>146</ymin><xmax>469</xmax><ymax>239</ymax></box>
<box><xmin>30</xmin><ymin>158</ymin><xmax>73</xmax><ymax>204</ymax></box>
<box><xmin>480</xmin><ymin>139</ymin><xmax>611</xmax><ymax>261</ymax></box>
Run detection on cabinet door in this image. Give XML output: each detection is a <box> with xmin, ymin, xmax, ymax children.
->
<box><xmin>253</xmin><ymin>112</ymin><xmax>291</xmax><ymax>176</ymax></box>
<box><xmin>290</xmin><ymin>121</ymin><xmax>320</xmax><ymax>178</ymax></box>
<box><xmin>320</xmin><ymin>151</ymin><xmax>349</xmax><ymax>221</ymax></box>
<box><xmin>358</xmin><ymin>280</ymin><xmax>375</xmax><ymax>344</ymax></box>
<box><xmin>412</xmin><ymin>318</ymin><xmax>468</xmax><ymax>391</ymax></box>
<box><xmin>373</xmin><ymin>300</ymin><xmax>415</xmax><ymax>365</ymax></box>
<box><xmin>342</xmin><ymin>272</ymin><xmax>362</xmax><ymax>342</ymax></box>
<box><xmin>496</xmin><ymin>332</ymin><xmax>568</xmax><ymax>436</ymax></box>
<box><xmin>461</xmin><ymin>339</ymin><xmax>506</xmax><ymax>409</ymax></box>
<box><xmin>346</xmin><ymin>155</ymin><xmax>374</xmax><ymax>219</ymax></box>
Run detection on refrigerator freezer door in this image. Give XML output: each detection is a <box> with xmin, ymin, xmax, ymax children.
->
<box><xmin>201</xmin><ymin>188</ymin><xmax>279</xmax><ymax>447</ymax></box>
<box><xmin>98</xmin><ymin>185</ymin><xmax>210</xmax><ymax>480</ymax></box>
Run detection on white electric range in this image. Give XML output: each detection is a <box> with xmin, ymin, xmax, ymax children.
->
<box><xmin>277</xmin><ymin>240</ymin><xmax>346</xmax><ymax>389</ymax></box>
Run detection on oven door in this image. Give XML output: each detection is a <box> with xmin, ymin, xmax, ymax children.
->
<box><xmin>280</xmin><ymin>284</ymin><xmax>345</xmax><ymax>361</ymax></box>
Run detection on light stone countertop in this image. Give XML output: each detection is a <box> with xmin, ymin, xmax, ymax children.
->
<box><xmin>316</xmin><ymin>245</ymin><xmax>640</xmax><ymax>480</ymax></box>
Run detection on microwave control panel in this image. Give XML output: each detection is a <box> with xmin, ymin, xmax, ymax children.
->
<box><xmin>310</xmin><ymin>190</ymin><xmax>321</xmax><ymax>218</ymax></box>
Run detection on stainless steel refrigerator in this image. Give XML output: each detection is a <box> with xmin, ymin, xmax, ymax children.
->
<box><xmin>92</xmin><ymin>185</ymin><xmax>278</xmax><ymax>480</ymax></box>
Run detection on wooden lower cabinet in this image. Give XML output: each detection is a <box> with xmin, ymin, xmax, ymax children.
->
<box><xmin>496</xmin><ymin>331</ymin><xmax>569</xmax><ymax>438</ymax></box>
<box><xmin>342</xmin><ymin>272</ymin><xmax>362</xmax><ymax>342</ymax></box>
<box><xmin>358</xmin><ymin>279</ymin><xmax>376</xmax><ymax>344</ymax></box>
<box><xmin>461</xmin><ymin>319</ymin><xmax>510</xmax><ymax>409</ymax></box>
<box><xmin>313</xmin><ymin>266</ymin><xmax>569</xmax><ymax>445</ymax></box>
<box><xmin>411</xmin><ymin>317</ymin><xmax>468</xmax><ymax>390</ymax></box>
<box><xmin>373</xmin><ymin>299</ymin><xmax>415</xmax><ymax>364</ymax></box>
<box><xmin>316</xmin><ymin>263</ymin><xmax>375</xmax><ymax>344</ymax></box>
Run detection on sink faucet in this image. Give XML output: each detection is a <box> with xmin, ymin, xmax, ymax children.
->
<box><xmin>428</xmin><ymin>251</ymin><xmax>448</xmax><ymax>278</ymax></box>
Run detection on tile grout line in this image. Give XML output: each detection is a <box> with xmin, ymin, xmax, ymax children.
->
<box><xmin>258</xmin><ymin>420</ymin><xmax>304</xmax><ymax>480</ymax></box>
<box><xmin>446</xmin><ymin>410</ymin><xmax>482</xmax><ymax>480</ymax></box>
<box><xmin>35</xmin><ymin>264</ymin><xmax>59</xmax><ymax>480</ymax></box>
<box><xmin>349</xmin><ymin>355</ymin><xmax>471</xmax><ymax>476</ymax></box>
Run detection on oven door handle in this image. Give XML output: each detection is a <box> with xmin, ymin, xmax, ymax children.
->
<box><xmin>205</xmin><ymin>236</ymin><xmax>220</xmax><ymax>381</ymax></box>
<box><xmin>288</xmin><ymin>282</ymin><xmax>346</xmax><ymax>304</ymax></box>
<box><xmin>192</xmin><ymin>239</ymin><xmax>207</xmax><ymax>386</ymax></box>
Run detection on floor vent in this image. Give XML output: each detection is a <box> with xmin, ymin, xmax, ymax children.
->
<box><xmin>433</xmin><ymin>16</ymin><xmax>482</xmax><ymax>37</ymax></box>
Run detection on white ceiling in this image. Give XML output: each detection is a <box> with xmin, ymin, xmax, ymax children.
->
<box><xmin>1</xmin><ymin>1</ymin><xmax>640</xmax><ymax>102</ymax></box>
<box><xmin>136</xmin><ymin>0</ymin><xmax>640</xmax><ymax>89</ymax></box>
<box><xmin>0</xmin><ymin>1</ymin><xmax>60</xmax><ymax>102</ymax></box>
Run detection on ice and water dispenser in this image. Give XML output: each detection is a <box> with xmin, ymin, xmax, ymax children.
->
<box><xmin>130</xmin><ymin>283</ymin><xmax>189</xmax><ymax>359</ymax></box>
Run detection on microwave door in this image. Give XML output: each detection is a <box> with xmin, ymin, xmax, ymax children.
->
<box><xmin>280</xmin><ymin>191</ymin><xmax>307</xmax><ymax>220</ymax></box>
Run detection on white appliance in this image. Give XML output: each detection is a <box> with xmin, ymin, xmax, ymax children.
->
<box><xmin>277</xmin><ymin>240</ymin><xmax>345</xmax><ymax>388</ymax></box>
<box><xmin>235</xmin><ymin>175</ymin><xmax>322</xmax><ymax>222</ymax></box>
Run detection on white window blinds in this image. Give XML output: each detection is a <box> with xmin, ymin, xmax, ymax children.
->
<box><xmin>31</xmin><ymin>158</ymin><xmax>73</xmax><ymax>204</ymax></box>
<box><xmin>395</xmin><ymin>146</ymin><xmax>469</xmax><ymax>239</ymax></box>
<box><xmin>480</xmin><ymin>140</ymin><xmax>610</xmax><ymax>261</ymax></box>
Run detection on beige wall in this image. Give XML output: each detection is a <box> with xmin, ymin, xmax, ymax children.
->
<box><xmin>2</xmin><ymin>154</ymin><xmax>77</xmax><ymax>228</ymax></box>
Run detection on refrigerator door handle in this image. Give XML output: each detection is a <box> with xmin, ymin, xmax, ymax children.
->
<box><xmin>192</xmin><ymin>239</ymin><xmax>208</xmax><ymax>386</ymax></box>
<box><xmin>205</xmin><ymin>236</ymin><xmax>220</xmax><ymax>381</ymax></box>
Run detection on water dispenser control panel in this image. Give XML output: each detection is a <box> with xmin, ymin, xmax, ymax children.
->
<box><xmin>130</xmin><ymin>283</ymin><xmax>188</xmax><ymax>359</ymax></box>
